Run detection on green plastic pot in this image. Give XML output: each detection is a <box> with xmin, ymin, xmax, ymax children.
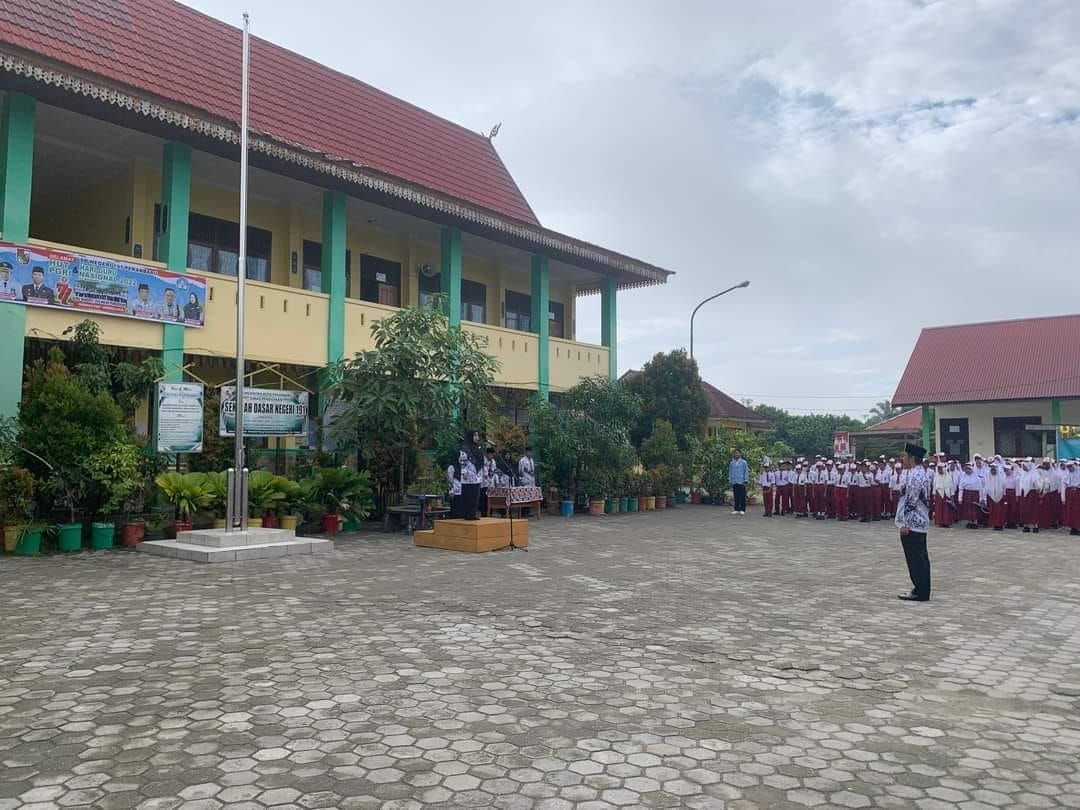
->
<box><xmin>619</xmin><ymin>496</ymin><xmax>630</xmax><ymax>512</ymax></box>
<box><xmin>57</xmin><ymin>523</ymin><xmax>82</xmax><ymax>552</ymax></box>
<box><xmin>676</xmin><ymin>490</ymin><xmax>687</xmax><ymax>504</ymax></box>
<box><xmin>90</xmin><ymin>522</ymin><xmax>115</xmax><ymax>550</ymax></box>
<box><xmin>604</xmin><ymin>497</ymin><xmax>617</xmax><ymax>514</ymax></box>
<box><xmin>15</xmin><ymin>528</ymin><xmax>42</xmax><ymax>556</ymax></box>
<box><xmin>627</xmin><ymin>497</ymin><xmax>638</xmax><ymax>512</ymax></box>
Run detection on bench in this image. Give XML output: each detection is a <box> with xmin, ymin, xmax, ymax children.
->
<box><xmin>383</xmin><ymin>501</ymin><xmax>450</xmax><ymax>533</ymax></box>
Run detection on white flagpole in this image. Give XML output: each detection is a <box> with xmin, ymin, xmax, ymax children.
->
<box><xmin>229</xmin><ymin>12</ymin><xmax>251</xmax><ymax>531</ymax></box>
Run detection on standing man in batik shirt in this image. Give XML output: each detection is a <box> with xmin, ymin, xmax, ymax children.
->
<box><xmin>896</xmin><ymin>443</ymin><xmax>932</xmax><ymax>602</ymax></box>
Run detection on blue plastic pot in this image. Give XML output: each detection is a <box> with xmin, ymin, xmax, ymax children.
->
<box><xmin>560</xmin><ymin>499</ymin><xmax>574</xmax><ymax>517</ymax></box>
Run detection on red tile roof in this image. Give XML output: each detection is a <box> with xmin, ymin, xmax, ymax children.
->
<box><xmin>893</xmin><ymin>314</ymin><xmax>1080</xmax><ymax>406</ymax></box>
<box><xmin>863</xmin><ymin>407</ymin><xmax>922</xmax><ymax>433</ymax></box>
<box><xmin>701</xmin><ymin>382</ymin><xmax>772</xmax><ymax>428</ymax></box>
<box><xmin>0</xmin><ymin>0</ymin><xmax>539</xmax><ymax>224</ymax></box>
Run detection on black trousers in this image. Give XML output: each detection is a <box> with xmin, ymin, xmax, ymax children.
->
<box><xmin>460</xmin><ymin>483</ymin><xmax>481</xmax><ymax>521</ymax></box>
<box><xmin>732</xmin><ymin>483</ymin><xmax>747</xmax><ymax>512</ymax></box>
<box><xmin>478</xmin><ymin>488</ymin><xmax>488</xmax><ymax>517</ymax></box>
<box><xmin>900</xmin><ymin>531</ymin><xmax>931</xmax><ymax>598</ymax></box>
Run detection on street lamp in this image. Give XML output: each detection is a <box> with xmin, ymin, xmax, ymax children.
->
<box><xmin>689</xmin><ymin>280</ymin><xmax>750</xmax><ymax>359</ymax></box>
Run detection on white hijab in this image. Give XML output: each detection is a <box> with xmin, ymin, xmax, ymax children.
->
<box><xmin>1018</xmin><ymin>462</ymin><xmax>1042</xmax><ymax>496</ymax></box>
<box><xmin>985</xmin><ymin>467</ymin><xmax>1005</xmax><ymax>501</ymax></box>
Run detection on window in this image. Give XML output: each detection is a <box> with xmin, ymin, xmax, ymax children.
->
<box><xmin>505</xmin><ymin>290</ymin><xmax>531</xmax><ymax>332</ymax></box>
<box><xmin>302</xmin><ymin>240</ymin><xmax>352</xmax><ymax>294</ymax></box>
<box><xmin>359</xmin><ymin>255</ymin><xmax>401</xmax><ymax>307</ymax></box>
<box><xmin>994</xmin><ymin>416</ymin><xmax>1042</xmax><ymax>458</ymax></box>
<box><xmin>461</xmin><ymin>280</ymin><xmax>486</xmax><ymax>323</ymax></box>
<box><xmin>549</xmin><ymin>301</ymin><xmax>565</xmax><ymax>339</ymax></box>
<box><xmin>419</xmin><ymin>269</ymin><xmax>441</xmax><ymax>308</ymax></box>
<box><xmin>418</xmin><ymin>272</ymin><xmax>486</xmax><ymax>323</ymax></box>
<box><xmin>154</xmin><ymin>207</ymin><xmax>272</xmax><ymax>280</ymax></box>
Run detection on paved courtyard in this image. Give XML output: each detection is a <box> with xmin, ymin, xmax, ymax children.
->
<box><xmin>2</xmin><ymin>507</ymin><xmax>1080</xmax><ymax>810</ymax></box>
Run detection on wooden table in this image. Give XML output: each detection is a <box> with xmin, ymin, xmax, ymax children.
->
<box><xmin>486</xmin><ymin>486</ymin><xmax>543</xmax><ymax>520</ymax></box>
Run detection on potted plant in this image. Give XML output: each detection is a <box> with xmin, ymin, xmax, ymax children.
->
<box><xmin>307</xmin><ymin>467</ymin><xmax>374</xmax><ymax>535</ymax></box>
<box><xmin>547</xmin><ymin>485</ymin><xmax>561</xmax><ymax>516</ymax></box>
<box><xmin>155</xmin><ymin>472</ymin><xmax>212</xmax><ymax>534</ymax></box>
<box><xmin>644</xmin><ymin>471</ymin><xmax>656</xmax><ymax>511</ymax></box>
<box><xmin>203</xmin><ymin>471</ymin><xmax>229</xmax><ymax>529</ymax></box>
<box><xmin>87</xmin><ymin>440</ymin><xmax>141</xmax><ymax>550</ymax></box>
<box><xmin>246</xmin><ymin>471</ymin><xmax>289</xmax><ymax>528</ymax></box>
<box><xmin>278</xmin><ymin>478</ymin><xmax>306</xmax><ymax>531</ymax></box>
<box><xmin>44</xmin><ymin>469</ymin><xmax>87</xmax><ymax>552</ymax></box>
<box><xmin>0</xmin><ymin>465</ymin><xmax>35</xmax><ymax>553</ymax></box>
<box><xmin>13</xmin><ymin>521</ymin><xmax>49</xmax><ymax>556</ymax></box>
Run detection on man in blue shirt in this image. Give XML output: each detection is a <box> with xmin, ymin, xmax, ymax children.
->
<box><xmin>729</xmin><ymin>450</ymin><xmax>749</xmax><ymax>514</ymax></box>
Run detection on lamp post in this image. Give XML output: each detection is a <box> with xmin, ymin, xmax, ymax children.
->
<box><xmin>689</xmin><ymin>280</ymin><xmax>750</xmax><ymax>359</ymax></box>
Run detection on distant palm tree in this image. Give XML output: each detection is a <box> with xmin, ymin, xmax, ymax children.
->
<box><xmin>866</xmin><ymin>399</ymin><xmax>902</xmax><ymax>425</ymax></box>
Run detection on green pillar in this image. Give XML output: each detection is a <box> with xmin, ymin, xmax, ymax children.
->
<box><xmin>530</xmin><ymin>255</ymin><xmax>550</xmax><ymax>398</ymax></box>
<box><xmin>440</xmin><ymin>226</ymin><xmax>462</xmax><ymax>328</ymax></box>
<box><xmin>600</xmin><ymin>276</ymin><xmax>617</xmax><ymax>380</ymax></box>
<box><xmin>0</xmin><ymin>92</ymin><xmax>36</xmax><ymax>419</ymax></box>
<box><xmin>159</xmin><ymin>142</ymin><xmax>191</xmax><ymax>382</ymax></box>
<box><xmin>921</xmin><ymin>404</ymin><xmax>932</xmax><ymax>452</ymax></box>
<box><xmin>321</xmin><ymin>190</ymin><xmax>347</xmax><ymax>365</ymax></box>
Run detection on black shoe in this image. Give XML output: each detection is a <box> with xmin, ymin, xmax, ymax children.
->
<box><xmin>897</xmin><ymin>592</ymin><xmax>930</xmax><ymax>602</ymax></box>
<box><xmin>993</xmin><ymin>526</ymin><xmax>1003</xmax><ymax>531</ymax></box>
<box><xmin>1033</xmin><ymin>527</ymin><xmax>1039</xmax><ymax>533</ymax></box>
<box><xmin>1023</xmin><ymin>527</ymin><xmax>1031</xmax><ymax>533</ymax></box>
<box><xmin>860</xmin><ymin>518</ymin><xmax>870</xmax><ymax>523</ymax></box>
<box><xmin>1071</xmin><ymin>529</ymin><xmax>1080</xmax><ymax>536</ymax></box>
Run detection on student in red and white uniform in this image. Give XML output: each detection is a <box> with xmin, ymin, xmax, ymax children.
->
<box><xmin>1065</xmin><ymin>460</ymin><xmax>1080</xmax><ymax>536</ymax></box>
<box><xmin>835</xmin><ymin>463</ymin><xmax>853</xmax><ymax>521</ymax></box>
<box><xmin>825</xmin><ymin>460</ymin><xmax>838</xmax><ymax>519</ymax></box>
<box><xmin>1002</xmin><ymin>463</ymin><xmax>1020</xmax><ymax>528</ymax></box>
<box><xmin>779</xmin><ymin>460</ymin><xmax>794</xmax><ymax>516</ymax></box>
<box><xmin>985</xmin><ymin>462</ymin><xmax>1007</xmax><ymax>531</ymax></box>
<box><xmin>811</xmin><ymin>460</ymin><xmax>828</xmax><ymax>520</ymax></box>
<box><xmin>759</xmin><ymin>462</ymin><xmax>775</xmax><ymax>517</ymax></box>
<box><xmin>932</xmin><ymin>462</ymin><xmax>954</xmax><ymax>528</ymax></box>
<box><xmin>1018</xmin><ymin>460</ymin><xmax>1043</xmax><ymax>533</ymax></box>
<box><xmin>888</xmin><ymin>462</ymin><xmax>903</xmax><ymax>516</ymax></box>
<box><xmin>957</xmin><ymin>462</ymin><xmax>985</xmax><ymax>529</ymax></box>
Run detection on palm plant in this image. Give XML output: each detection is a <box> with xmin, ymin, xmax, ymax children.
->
<box><xmin>306</xmin><ymin>467</ymin><xmax>374</xmax><ymax>523</ymax></box>
<box><xmin>247</xmin><ymin>471</ymin><xmax>289</xmax><ymax>516</ymax></box>
<box><xmin>866</xmin><ymin>399</ymin><xmax>902</xmax><ymax>425</ymax></box>
<box><xmin>154</xmin><ymin>472</ymin><xmax>212</xmax><ymax>520</ymax></box>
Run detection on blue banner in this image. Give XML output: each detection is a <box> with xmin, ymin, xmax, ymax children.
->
<box><xmin>0</xmin><ymin>241</ymin><xmax>206</xmax><ymax>327</ymax></box>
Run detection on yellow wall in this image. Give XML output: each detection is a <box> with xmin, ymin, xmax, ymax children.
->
<box><xmin>31</xmin><ymin>166</ymin><xmax>133</xmax><ymax>257</ymax></box>
<box><xmin>27</xmin><ymin>157</ymin><xmax>599</xmax><ymax>393</ymax></box>
<box><xmin>549</xmin><ymin>337</ymin><xmax>608</xmax><ymax>393</ymax></box>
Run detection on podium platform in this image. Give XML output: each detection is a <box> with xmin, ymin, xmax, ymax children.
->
<box><xmin>138</xmin><ymin>527</ymin><xmax>333</xmax><ymax>563</ymax></box>
<box><xmin>414</xmin><ymin>518</ymin><xmax>528</xmax><ymax>553</ymax></box>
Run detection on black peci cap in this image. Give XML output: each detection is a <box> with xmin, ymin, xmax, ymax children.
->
<box><xmin>904</xmin><ymin>443</ymin><xmax>927</xmax><ymax>461</ymax></box>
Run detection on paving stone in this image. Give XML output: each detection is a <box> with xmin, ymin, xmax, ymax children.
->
<box><xmin>2</xmin><ymin>510</ymin><xmax>1078</xmax><ymax>808</ymax></box>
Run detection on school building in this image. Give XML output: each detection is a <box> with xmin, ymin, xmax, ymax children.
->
<box><xmin>0</xmin><ymin>0</ymin><xmax>672</xmax><ymax>433</ymax></box>
<box><xmin>893</xmin><ymin>314</ymin><xmax>1080</xmax><ymax>460</ymax></box>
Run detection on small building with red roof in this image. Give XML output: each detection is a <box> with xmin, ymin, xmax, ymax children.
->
<box><xmin>893</xmin><ymin>314</ymin><xmax>1080</xmax><ymax>461</ymax></box>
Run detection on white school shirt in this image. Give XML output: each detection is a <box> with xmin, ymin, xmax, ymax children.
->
<box><xmin>758</xmin><ymin>470</ymin><xmax>773</xmax><ymax>488</ymax></box>
<box><xmin>828</xmin><ymin>468</ymin><xmax>841</xmax><ymax>485</ymax></box>
<box><xmin>838</xmin><ymin>471</ymin><xmax>852</xmax><ymax>488</ymax></box>
<box><xmin>518</xmin><ymin>456</ymin><xmax>536</xmax><ymax>486</ymax></box>
<box><xmin>958</xmin><ymin>471</ymin><xmax>985</xmax><ymax>501</ymax></box>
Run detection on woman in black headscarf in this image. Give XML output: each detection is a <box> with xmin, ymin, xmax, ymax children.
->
<box><xmin>496</xmin><ymin>448</ymin><xmax>516</xmax><ymax>487</ymax></box>
<box><xmin>455</xmin><ymin>428</ymin><xmax>485</xmax><ymax>520</ymax></box>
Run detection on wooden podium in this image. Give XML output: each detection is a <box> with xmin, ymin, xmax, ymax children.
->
<box><xmin>414</xmin><ymin>518</ymin><xmax>528</xmax><ymax>553</ymax></box>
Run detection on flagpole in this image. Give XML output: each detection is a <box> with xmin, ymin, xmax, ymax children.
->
<box><xmin>228</xmin><ymin>12</ymin><xmax>251</xmax><ymax>531</ymax></box>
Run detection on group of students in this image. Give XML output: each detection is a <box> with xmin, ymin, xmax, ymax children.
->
<box><xmin>757</xmin><ymin>456</ymin><xmax>906</xmax><ymax>522</ymax></box>
<box><xmin>755</xmin><ymin>452</ymin><xmax>1080</xmax><ymax>535</ymax></box>
<box><xmin>931</xmin><ymin>454</ymin><xmax>1080</xmax><ymax>534</ymax></box>
<box><xmin>444</xmin><ymin>428</ymin><xmax>536</xmax><ymax>520</ymax></box>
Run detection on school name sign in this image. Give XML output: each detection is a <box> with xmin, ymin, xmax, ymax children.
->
<box><xmin>0</xmin><ymin>241</ymin><xmax>207</xmax><ymax>327</ymax></box>
<box><xmin>218</xmin><ymin>387</ymin><xmax>309</xmax><ymax>437</ymax></box>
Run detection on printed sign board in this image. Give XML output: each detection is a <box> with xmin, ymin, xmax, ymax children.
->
<box><xmin>0</xmin><ymin>241</ymin><xmax>207</xmax><ymax>326</ymax></box>
<box><xmin>156</xmin><ymin>382</ymin><xmax>204</xmax><ymax>453</ymax></box>
<box><xmin>833</xmin><ymin>431</ymin><xmax>850</xmax><ymax>457</ymax></box>
<box><xmin>219</xmin><ymin>387</ymin><xmax>309</xmax><ymax>437</ymax></box>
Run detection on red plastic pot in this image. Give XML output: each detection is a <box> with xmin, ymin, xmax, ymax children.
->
<box><xmin>122</xmin><ymin>522</ymin><xmax>145</xmax><ymax>547</ymax></box>
<box><xmin>262</xmin><ymin>514</ymin><xmax>279</xmax><ymax>529</ymax></box>
<box><xmin>175</xmin><ymin>520</ymin><xmax>193</xmax><ymax>534</ymax></box>
<box><xmin>637</xmin><ymin>496</ymin><xmax>647</xmax><ymax>512</ymax></box>
<box><xmin>691</xmin><ymin>491</ymin><xmax>702</xmax><ymax>504</ymax></box>
<box><xmin>321</xmin><ymin>513</ymin><xmax>339</xmax><ymax>534</ymax></box>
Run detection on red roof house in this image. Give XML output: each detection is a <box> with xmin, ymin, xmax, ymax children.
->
<box><xmin>893</xmin><ymin>314</ymin><xmax>1080</xmax><ymax>406</ymax></box>
<box><xmin>701</xmin><ymin>382</ymin><xmax>772</xmax><ymax>431</ymax></box>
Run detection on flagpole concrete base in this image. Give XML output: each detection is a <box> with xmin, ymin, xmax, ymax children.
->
<box><xmin>138</xmin><ymin>527</ymin><xmax>333</xmax><ymax>563</ymax></box>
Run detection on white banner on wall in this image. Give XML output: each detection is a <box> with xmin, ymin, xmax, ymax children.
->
<box><xmin>156</xmin><ymin>382</ymin><xmax>204</xmax><ymax>453</ymax></box>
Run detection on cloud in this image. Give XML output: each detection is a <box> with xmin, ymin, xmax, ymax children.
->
<box><xmin>186</xmin><ymin>0</ymin><xmax>1080</xmax><ymax>413</ymax></box>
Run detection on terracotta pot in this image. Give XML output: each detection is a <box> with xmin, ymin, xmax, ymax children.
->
<box><xmin>637</xmin><ymin>496</ymin><xmax>647</xmax><ymax>512</ymax></box>
<box><xmin>262</xmin><ymin>514</ymin><xmax>279</xmax><ymax>529</ymax></box>
<box><xmin>321</xmin><ymin>513</ymin><xmax>339</xmax><ymax>534</ymax></box>
<box><xmin>691</xmin><ymin>491</ymin><xmax>702</xmax><ymax>504</ymax></box>
<box><xmin>588</xmin><ymin>500</ymin><xmax>604</xmax><ymax>516</ymax></box>
<box><xmin>122</xmin><ymin>521</ymin><xmax>145</xmax><ymax>547</ymax></box>
<box><xmin>175</xmin><ymin>520</ymin><xmax>193</xmax><ymax>534</ymax></box>
<box><xmin>655</xmin><ymin>496</ymin><xmax>667</xmax><ymax>509</ymax></box>
<box><xmin>547</xmin><ymin>499</ymin><xmax>561</xmax><ymax>516</ymax></box>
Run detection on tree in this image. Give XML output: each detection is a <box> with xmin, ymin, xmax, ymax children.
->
<box><xmin>639</xmin><ymin>419</ymin><xmax>679</xmax><ymax>469</ymax></box>
<box><xmin>624</xmin><ymin>349</ymin><xmax>709</xmax><ymax>449</ymax></box>
<box><xmin>63</xmin><ymin>320</ymin><xmax>162</xmax><ymax>420</ymax></box>
<box><xmin>530</xmin><ymin>377</ymin><xmax>638</xmax><ymax>500</ymax></box>
<box><xmin>866</xmin><ymin>399</ymin><xmax>902</xmax><ymax>425</ymax></box>
<box><xmin>326</xmin><ymin>302</ymin><xmax>499</xmax><ymax>495</ymax></box>
<box><xmin>750</xmin><ymin>403</ymin><xmax>864</xmax><ymax>458</ymax></box>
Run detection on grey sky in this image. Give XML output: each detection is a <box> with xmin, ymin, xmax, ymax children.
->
<box><xmin>186</xmin><ymin>0</ymin><xmax>1080</xmax><ymax>417</ymax></box>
